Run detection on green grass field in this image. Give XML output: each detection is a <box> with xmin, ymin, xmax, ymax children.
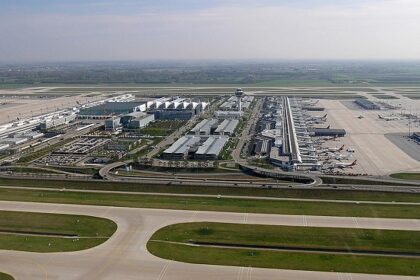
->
<box><xmin>150</xmin><ymin>222</ymin><xmax>420</xmax><ymax>253</ymax></box>
<box><xmin>391</xmin><ymin>173</ymin><xmax>420</xmax><ymax>181</ymax></box>
<box><xmin>1</xmin><ymin>178</ymin><xmax>419</xmax><ymax>202</ymax></box>
<box><xmin>0</xmin><ymin>211</ymin><xmax>117</xmax><ymax>252</ymax></box>
<box><xmin>0</xmin><ymin>188</ymin><xmax>418</xmax><ymax>219</ymax></box>
<box><xmin>0</xmin><ymin>273</ymin><xmax>13</xmax><ymax>280</ymax></box>
<box><xmin>147</xmin><ymin>222</ymin><xmax>420</xmax><ymax>276</ymax></box>
<box><xmin>147</xmin><ymin>242</ymin><xmax>419</xmax><ymax>276</ymax></box>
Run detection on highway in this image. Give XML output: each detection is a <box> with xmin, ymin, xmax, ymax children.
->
<box><xmin>0</xmin><ymin>201</ymin><xmax>419</xmax><ymax>280</ymax></box>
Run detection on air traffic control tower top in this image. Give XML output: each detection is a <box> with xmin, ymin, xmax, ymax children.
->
<box><xmin>235</xmin><ymin>88</ymin><xmax>244</xmax><ymax>111</ymax></box>
<box><xmin>235</xmin><ymin>88</ymin><xmax>244</xmax><ymax>97</ymax></box>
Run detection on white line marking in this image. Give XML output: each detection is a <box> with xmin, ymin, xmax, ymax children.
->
<box><xmin>237</xmin><ymin>267</ymin><xmax>244</xmax><ymax>280</ymax></box>
<box><xmin>352</xmin><ymin>217</ymin><xmax>360</xmax><ymax>228</ymax></box>
<box><xmin>156</xmin><ymin>260</ymin><xmax>170</xmax><ymax>280</ymax></box>
<box><xmin>246</xmin><ymin>267</ymin><xmax>252</xmax><ymax>280</ymax></box>
<box><xmin>243</xmin><ymin>213</ymin><xmax>249</xmax><ymax>224</ymax></box>
<box><xmin>189</xmin><ymin>211</ymin><xmax>198</xmax><ymax>222</ymax></box>
<box><xmin>302</xmin><ymin>215</ymin><xmax>308</xmax><ymax>227</ymax></box>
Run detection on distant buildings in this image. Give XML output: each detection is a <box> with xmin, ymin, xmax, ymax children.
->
<box><xmin>354</xmin><ymin>99</ymin><xmax>380</xmax><ymax>110</ymax></box>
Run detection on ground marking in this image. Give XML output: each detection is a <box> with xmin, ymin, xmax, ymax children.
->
<box><xmin>302</xmin><ymin>215</ymin><xmax>308</xmax><ymax>227</ymax></box>
<box><xmin>157</xmin><ymin>260</ymin><xmax>171</xmax><ymax>280</ymax></box>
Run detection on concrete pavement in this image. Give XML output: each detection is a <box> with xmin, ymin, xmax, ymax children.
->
<box><xmin>0</xmin><ymin>201</ymin><xmax>419</xmax><ymax>280</ymax></box>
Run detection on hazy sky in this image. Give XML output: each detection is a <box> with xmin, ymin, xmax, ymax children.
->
<box><xmin>1</xmin><ymin>0</ymin><xmax>420</xmax><ymax>62</ymax></box>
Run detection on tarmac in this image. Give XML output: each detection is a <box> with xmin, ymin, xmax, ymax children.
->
<box><xmin>0</xmin><ymin>201</ymin><xmax>419</xmax><ymax>280</ymax></box>
<box><xmin>319</xmin><ymin>99</ymin><xmax>420</xmax><ymax>176</ymax></box>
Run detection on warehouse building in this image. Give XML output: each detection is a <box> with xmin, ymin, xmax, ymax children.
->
<box><xmin>214</xmin><ymin>119</ymin><xmax>239</xmax><ymax>136</ymax></box>
<box><xmin>162</xmin><ymin>136</ymin><xmax>201</xmax><ymax>160</ymax></box>
<box><xmin>194</xmin><ymin>136</ymin><xmax>229</xmax><ymax>160</ymax></box>
<box><xmin>354</xmin><ymin>99</ymin><xmax>381</xmax><ymax>110</ymax></box>
<box><xmin>190</xmin><ymin>119</ymin><xmax>218</xmax><ymax>135</ymax></box>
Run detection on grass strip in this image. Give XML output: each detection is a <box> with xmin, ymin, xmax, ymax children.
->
<box><xmin>0</xmin><ymin>188</ymin><xmax>418</xmax><ymax>219</ymax></box>
<box><xmin>0</xmin><ymin>178</ymin><xmax>419</xmax><ymax>203</ymax></box>
<box><xmin>0</xmin><ymin>210</ymin><xmax>117</xmax><ymax>252</ymax></box>
<box><xmin>147</xmin><ymin>242</ymin><xmax>420</xmax><ymax>276</ymax></box>
<box><xmin>391</xmin><ymin>173</ymin><xmax>420</xmax><ymax>181</ymax></box>
<box><xmin>150</xmin><ymin>222</ymin><xmax>420</xmax><ymax>254</ymax></box>
<box><xmin>0</xmin><ymin>273</ymin><xmax>13</xmax><ymax>280</ymax></box>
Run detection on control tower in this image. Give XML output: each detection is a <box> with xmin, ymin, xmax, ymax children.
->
<box><xmin>235</xmin><ymin>88</ymin><xmax>244</xmax><ymax>111</ymax></box>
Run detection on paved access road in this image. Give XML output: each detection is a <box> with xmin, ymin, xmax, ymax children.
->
<box><xmin>0</xmin><ymin>201</ymin><xmax>419</xmax><ymax>280</ymax></box>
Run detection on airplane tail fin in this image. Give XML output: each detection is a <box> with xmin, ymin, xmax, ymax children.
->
<box><xmin>351</xmin><ymin>160</ymin><xmax>357</xmax><ymax>166</ymax></box>
<box><xmin>339</xmin><ymin>145</ymin><xmax>344</xmax><ymax>151</ymax></box>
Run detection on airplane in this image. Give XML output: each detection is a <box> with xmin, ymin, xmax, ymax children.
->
<box><xmin>328</xmin><ymin>145</ymin><xmax>344</xmax><ymax>152</ymax></box>
<box><xmin>334</xmin><ymin>152</ymin><xmax>352</xmax><ymax>160</ymax></box>
<box><xmin>358</xmin><ymin>115</ymin><xmax>364</xmax><ymax>119</ymax></box>
<box><xmin>334</xmin><ymin>160</ymin><xmax>357</xmax><ymax>169</ymax></box>
<box><xmin>378</xmin><ymin>114</ymin><xmax>399</xmax><ymax>121</ymax></box>
<box><xmin>310</xmin><ymin>113</ymin><xmax>328</xmax><ymax>120</ymax></box>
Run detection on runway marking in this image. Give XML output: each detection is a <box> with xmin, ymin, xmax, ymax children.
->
<box><xmin>336</xmin><ymin>272</ymin><xmax>343</xmax><ymax>280</ymax></box>
<box><xmin>243</xmin><ymin>213</ymin><xmax>249</xmax><ymax>224</ymax></box>
<box><xmin>352</xmin><ymin>217</ymin><xmax>360</xmax><ymax>228</ymax></box>
<box><xmin>236</xmin><ymin>267</ymin><xmax>244</xmax><ymax>280</ymax></box>
<box><xmin>245</xmin><ymin>267</ymin><xmax>252</xmax><ymax>280</ymax></box>
<box><xmin>189</xmin><ymin>210</ymin><xmax>198</xmax><ymax>222</ymax></box>
<box><xmin>302</xmin><ymin>215</ymin><xmax>308</xmax><ymax>227</ymax></box>
<box><xmin>157</xmin><ymin>260</ymin><xmax>171</xmax><ymax>280</ymax></box>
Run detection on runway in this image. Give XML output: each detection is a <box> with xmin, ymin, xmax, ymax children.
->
<box><xmin>0</xmin><ymin>201</ymin><xmax>419</xmax><ymax>280</ymax></box>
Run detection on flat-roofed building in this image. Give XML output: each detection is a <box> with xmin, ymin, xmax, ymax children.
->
<box><xmin>194</xmin><ymin>136</ymin><xmax>228</xmax><ymax>160</ymax></box>
<box><xmin>162</xmin><ymin>136</ymin><xmax>201</xmax><ymax>160</ymax></box>
<box><xmin>190</xmin><ymin>119</ymin><xmax>218</xmax><ymax>135</ymax></box>
<box><xmin>355</xmin><ymin>99</ymin><xmax>380</xmax><ymax>110</ymax></box>
<box><xmin>214</xmin><ymin>119</ymin><xmax>239</xmax><ymax>136</ymax></box>
<box><xmin>214</xmin><ymin>111</ymin><xmax>243</xmax><ymax>119</ymax></box>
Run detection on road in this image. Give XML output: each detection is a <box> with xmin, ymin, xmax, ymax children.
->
<box><xmin>0</xmin><ymin>201</ymin><xmax>419</xmax><ymax>280</ymax></box>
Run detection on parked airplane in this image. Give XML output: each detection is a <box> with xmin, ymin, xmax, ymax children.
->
<box><xmin>328</xmin><ymin>145</ymin><xmax>344</xmax><ymax>152</ymax></box>
<box><xmin>334</xmin><ymin>160</ymin><xmax>357</xmax><ymax>169</ymax></box>
<box><xmin>378</xmin><ymin>114</ymin><xmax>399</xmax><ymax>121</ymax></box>
<box><xmin>334</xmin><ymin>153</ymin><xmax>352</xmax><ymax>160</ymax></box>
